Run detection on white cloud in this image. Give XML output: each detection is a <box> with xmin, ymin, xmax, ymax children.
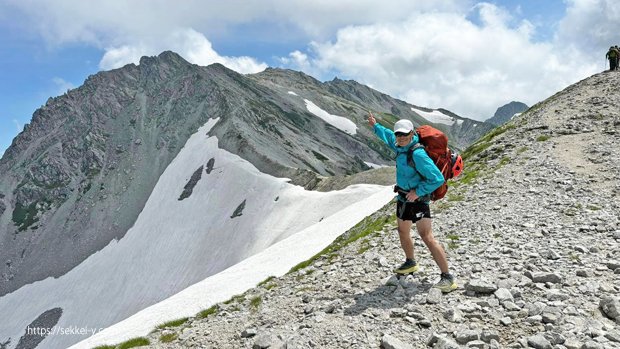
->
<box><xmin>557</xmin><ymin>0</ymin><xmax>620</xmax><ymax>50</ymax></box>
<box><xmin>52</xmin><ymin>77</ymin><xmax>76</xmax><ymax>95</ymax></box>
<box><xmin>99</xmin><ymin>29</ymin><xmax>267</xmax><ymax>74</ymax></box>
<box><xmin>283</xmin><ymin>4</ymin><xmax>598</xmax><ymax>120</ymax></box>
<box><xmin>99</xmin><ymin>45</ymin><xmax>148</xmax><ymax>71</ymax></box>
<box><xmin>4</xmin><ymin>0</ymin><xmax>470</xmax><ymax>45</ymax></box>
<box><xmin>12</xmin><ymin>119</ymin><xmax>22</xmax><ymax>133</ymax></box>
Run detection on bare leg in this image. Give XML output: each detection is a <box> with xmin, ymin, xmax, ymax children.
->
<box><xmin>397</xmin><ymin>218</ymin><xmax>414</xmax><ymax>260</ymax></box>
<box><xmin>416</xmin><ymin>218</ymin><xmax>449</xmax><ymax>273</ymax></box>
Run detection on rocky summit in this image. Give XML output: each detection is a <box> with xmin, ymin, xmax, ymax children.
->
<box><xmin>130</xmin><ymin>72</ymin><xmax>620</xmax><ymax>348</ymax></box>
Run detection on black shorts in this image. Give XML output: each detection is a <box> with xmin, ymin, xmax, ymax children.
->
<box><xmin>396</xmin><ymin>200</ymin><xmax>431</xmax><ymax>222</ymax></box>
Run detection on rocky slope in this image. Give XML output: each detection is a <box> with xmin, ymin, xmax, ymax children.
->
<box><xmin>0</xmin><ymin>52</ymin><xmax>488</xmax><ymax>297</ymax></box>
<box><xmin>127</xmin><ymin>72</ymin><xmax>620</xmax><ymax>348</ymax></box>
<box><xmin>286</xmin><ymin>74</ymin><xmax>495</xmax><ymax>150</ymax></box>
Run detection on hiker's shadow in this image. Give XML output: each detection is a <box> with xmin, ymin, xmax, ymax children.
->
<box><xmin>343</xmin><ymin>275</ymin><xmax>434</xmax><ymax>316</ymax></box>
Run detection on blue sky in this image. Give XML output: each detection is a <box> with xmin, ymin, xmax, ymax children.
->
<box><xmin>0</xmin><ymin>0</ymin><xmax>618</xmax><ymax>158</ymax></box>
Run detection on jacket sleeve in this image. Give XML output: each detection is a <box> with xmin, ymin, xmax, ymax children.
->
<box><xmin>412</xmin><ymin>148</ymin><xmax>445</xmax><ymax>196</ymax></box>
<box><xmin>373</xmin><ymin>123</ymin><xmax>396</xmax><ymax>151</ymax></box>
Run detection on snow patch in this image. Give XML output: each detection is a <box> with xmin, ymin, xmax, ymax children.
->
<box><xmin>288</xmin><ymin>91</ymin><xmax>298</xmax><ymax>96</ymax></box>
<box><xmin>305</xmin><ymin>99</ymin><xmax>357</xmax><ymax>135</ymax></box>
<box><xmin>72</xmin><ymin>186</ymin><xmax>394</xmax><ymax>349</ymax></box>
<box><xmin>364</xmin><ymin>161</ymin><xmax>388</xmax><ymax>169</ymax></box>
<box><xmin>411</xmin><ymin>107</ymin><xmax>456</xmax><ymax>126</ymax></box>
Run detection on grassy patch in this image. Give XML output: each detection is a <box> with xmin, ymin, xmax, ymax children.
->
<box><xmin>446</xmin><ymin>233</ymin><xmax>460</xmax><ymax>250</ymax></box>
<box><xmin>447</xmin><ymin>241</ymin><xmax>460</xmax><ymax>250</ymax></box>
<box><xmin>12</xmin><ymin>202</ymin><xmax>40</xmax><ymax>232</ymax></box>
<box><xmin>462</xmin><ymin>123</ymin><xmax>517</xmax><ymax>162</ymax></box>
<box><xmin>258</xmin><ymin>276</ymin><xmax>276</xmax><ymax>287</ymax></box>
<box><xmin>446</xmin><ymin>193</ymin><xmax>464</xmax><ymax>202</ymax></box>
<box><xmin>586</xmin><ymin>205</ymin><xmax>601</xmax><ymax>211</ymax></box>
<box><xmin>223</xmin><ymin>294</ymin><xmax>245</xmax><ymax>305</ymax></box>
<box><xmin>250</xmin><ymin>296</ymin><xmax>262</xmax><ymax>311</ymax></box>
<box><xmin>156</xmin><ymin>317</ymin><xmax>188</xmax><ymax>329</ymax></box>
<box><xmin>461</xmin><ymin>141</ymin><xmax>492</xmax><ymax>161</ymax></box>
<box><xmin>497</xmin><ymin>156</ymin><xmax>511</xmax><ymax>168</ymax></box>
<box><xmin>258</xmin><ymin>276</ymin><xmax>277</xmax><ymax>290</ymax></box>
<box><xmin>479</xmin><ymin>124</ymin><xmax>516</xmax><ymax>144</ymax></box>
<box><xmin>92</xmin><ymin>346</ymin><xmax>115</xmax><ymax>349</ymax></box>
<box><xmin>447</xmin><ymin>233</ymin><xmax>460</xmax><ymax>241</ymax></box>
<box><xmin>357</xmin><ymin>239</ymin><xmax>371</xmax><ymax>254</ymax></box>
<box><xmin>197</xmin><ymin>305</ymin><xmax>219</xmax><ymax>319</ymax></box>
<box><xmin>375</xmin><ymin>112</ymin><xmax>399</xmax><ymax>130</ymax></box>
<box><xmin>455</xmin><ymin>168</ymin><xmax>480</xmax><ymax>187</ymax></box>
<box><xmin>159</xmin><ymin>333</ymin><xmax>178</xmax><ymax>343</ymax></box>
<box><xmin>536</xmin><ymin>135</ymin><xmax>551</xmax><ymax>142</ymax></box>
<box><xmin>117</xmin><ymin>337</ymin><xmax>150</xmax><ymax>349</ymax></box>
<box><xmin>517</xmin><ymin>146</ymin><xmax>528</xmax><ymax>154</ymax></box>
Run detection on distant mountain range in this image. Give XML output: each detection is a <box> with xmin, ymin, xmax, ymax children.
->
<box><xmin>486</xmin><ymin>101</ymin><xmax>529</xmax><ymax>126</ymax></box>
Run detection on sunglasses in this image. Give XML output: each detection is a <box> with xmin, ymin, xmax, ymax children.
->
<box><xmin>395</xmin><ymin>132</ymin><xmax>412</xmax><ymax>137</ymax></box>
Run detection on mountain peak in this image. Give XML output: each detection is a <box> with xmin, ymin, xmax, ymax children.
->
<box><xmin>138</xmin><ymin>50</ymin><xmax>189</xmax><ymax>67</ymax></box>
<box><xmin>487</xmin><ymin>101</ymin><xmax>528</xmax><ymax>126</ymax></box>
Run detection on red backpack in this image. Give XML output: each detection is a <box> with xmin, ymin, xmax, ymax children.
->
<box><xmin>406</xmin><ymin>125</ymin><xmax>463</xmax><ymax>201</ymax></box>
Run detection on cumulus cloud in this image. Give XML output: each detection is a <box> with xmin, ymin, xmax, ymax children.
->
<box><xmin>99</xmin><ymin>46</ymin><xmax>148</xmax><ymax>71</ymax></box>
<box><xmin>284</xmin><ymin>3</ymin><xmax>598</xmax><ymax>119</ymax></box>
<box><xmin>99</xmin><ymin>29</ymin><xmax>267</xmax><ymax>74</ymax></box>
<box><xmin>557</xmin><ymin>0</ymin><xmax>620</xmax><ymax>52</ymax></box>
<box><xmin>4</xmin><ymin>0</ymin><xmax>469</xmax><ymax>45</ymax></box>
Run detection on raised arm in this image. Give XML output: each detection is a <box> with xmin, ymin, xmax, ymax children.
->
<box><xmin>369</xmin><ymin>111</ymin><xmax>396</xmax><ymax>151</ymax></box>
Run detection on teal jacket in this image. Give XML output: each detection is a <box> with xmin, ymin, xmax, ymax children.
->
<box><xmin>373</xmin><ymin>123</ymin><xmax>444</xmax><ymax>201</ymax></box>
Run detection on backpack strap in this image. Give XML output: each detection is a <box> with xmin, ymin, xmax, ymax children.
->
<box><xmin>406</xmin><ymin>143</ymin><xmax>425</xmax><ymax>169</ymax></box>
<box><xmin>404</xmin><ymin>143</ymin><xmax>432</xmax><ymax>203</ymax></box>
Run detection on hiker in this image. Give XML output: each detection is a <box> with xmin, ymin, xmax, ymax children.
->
<box><xmin>367</xmin><ymin>112</ymin><xmax>457</xmax><ymax>292</ymax></box>
<box><xmin>616</xmin><ymin>46</ymin><xmax>620</xmax><ymax>70</ymax></box>
<box><xmin>606</xmin><ymin>46</ymin><xmax>619</xmax><ymax>71</ymax></box>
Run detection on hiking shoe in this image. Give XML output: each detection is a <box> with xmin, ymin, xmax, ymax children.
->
<box><xmin>433</xmin><ymin>273</ymin><xmax>457</xmax><ymax>293</ymax></box>
<box><xmin>393</xmin><ymin>259</ymin><xmax>419</xmax><ymax>274</ymax></box>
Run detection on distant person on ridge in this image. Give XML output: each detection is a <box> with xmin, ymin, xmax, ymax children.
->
<box><xmin>606</xmin><ymin>46</ymin><xmax>619</xmax><ymax>71</ymax></box>
<box><xmin>616</xmin><ymin>46</ymin><xmax>620</xmax><ymax>70</ymax></box>
<box><xmin>367</xmin><ymin>112</ymin><xmax>457</xmax><ymax>293</ymax></box>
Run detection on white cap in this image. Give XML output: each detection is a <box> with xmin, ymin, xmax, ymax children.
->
<box><xmin>393</xmin><ymin>119</ymin><xmax>414</xmax><ymax>133</ymax></box>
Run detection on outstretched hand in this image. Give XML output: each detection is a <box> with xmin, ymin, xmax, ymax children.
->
<box><xmin>367</xmin><ymin>111</ymin><xmax>376</xmax><ymax>127</ymax></box>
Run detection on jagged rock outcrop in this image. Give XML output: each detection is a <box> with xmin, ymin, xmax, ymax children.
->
<box><xmin>141</xmin><ymin>72</ymin><xmax>620</xmax><ymax>348</ymax></box>
<box><xmin>178</xmin><ymin>166</ymin><xmax>204</xmax><ymax>201</ymax></box>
